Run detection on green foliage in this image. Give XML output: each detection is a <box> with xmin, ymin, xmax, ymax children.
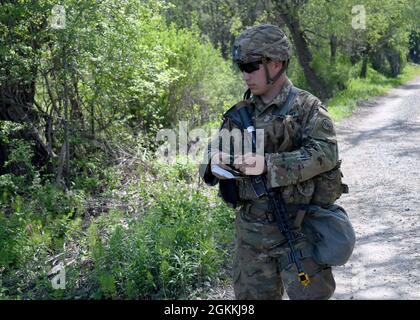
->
<box><xmin>40</xmin><ymin>0</ymin><xmax>243</xmax><ymax>141</ymax></box>
<box><xmin>157</xmin><ymin>23</ymin><xmax>243</xmax><ymax>127</ymax></box>
<box><xmin>310</xmin><ymin>52</ymin><xmax>352</xmax><ymax>94</ymax></box>
<box><xmin>0</xmin><ymin>122</ymin><xmax>37</xmax><ymax>197</ymax></box>
<box><xmin>87</xmin><ymin>158</ymin><xmax>234</xmax><ymax>299</ymax></box>
<box><xmin>0</xmin><ymin>209</ymin><xmax>25</xmax><ymax>268</ymax></box>
<box><xmin>1</xmin><ymin>151</ymin><xmax>234</xmax><ymax>299</ymax></box>
<box><xmin>328</xmin><ymin>63</ymin><xmax>420</xmax><ymax>120</ymax></box>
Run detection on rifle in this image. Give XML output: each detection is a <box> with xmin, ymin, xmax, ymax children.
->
<box><xmin>234</xmin><ymin>101</ymin><xmax>310</xmax><ymax>287</ymax></box>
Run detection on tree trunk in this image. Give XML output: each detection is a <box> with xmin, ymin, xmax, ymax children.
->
<box><xmin>62</xmin><ymin>42</ymin><xmax>71</xmax><ymax>189</ymax></box>
<box><xmin>0</xmin><ymin>131</ymin><xmax>7</xmax><ymax>174</ymax></box>
<box><xmin>278</xmin><ymin>12</ymin><xmax>331</xmax><ymax>101</ymax></box>
<box><xmin>330</xmin><ymin>34</ymin><xmax>338</xmax><ymax>64</ymax></box>
<box><xmin>371</xmin><ymin>50</ymin><xmax>387</xmax><ymax>74</ymax></box>
<box><xmin>0</xmin><ymin>83</ymin><xmax>52</xmax><ymax>174</ymax></box>
<box><xmin>385</xmin><ymin>49</ymin><xmax>401</xmax><ymax>78</ymax></box>
<box><xmin>360</xmin><ymin>55</ymin><xmax>368</xmax><ymax>78</ymax></box>
<box><xmin>0</xmin><ymin>2</ymin><xmax>51</xmax><ymax>174</ymax></box>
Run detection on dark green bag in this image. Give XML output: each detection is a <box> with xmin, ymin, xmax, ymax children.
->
<box><xmin>302</xmin><ymin>204</ymin><xmax>356</xmax><ymax>266</ymax></box>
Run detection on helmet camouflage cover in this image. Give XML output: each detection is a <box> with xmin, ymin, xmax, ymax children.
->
<box><xmin>232</xmin><ymin>24</ymin><xmax>292</xmax><ymax>64</ymax></box>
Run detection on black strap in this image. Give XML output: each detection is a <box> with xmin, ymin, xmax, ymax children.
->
<box><xmin>262</xmin><ymin>57</ymin><xmax>289</xmax><ymax>85</ymax></box>
<box><xmin>243</xmin><ymin>89</ymin><xmax>251</xmax><ymax>100</ymax></box>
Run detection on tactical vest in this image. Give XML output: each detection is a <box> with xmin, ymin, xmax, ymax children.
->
<box><xmin>224</xmin><ymin>87</ymin><xmax>348</xmax><ymax>208</ymax></box>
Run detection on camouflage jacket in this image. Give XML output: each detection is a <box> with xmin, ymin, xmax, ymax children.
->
<box><xmin>199</xmin><ymin>78</ymin><xmax>339</xmax><ymax>205</ymax></box>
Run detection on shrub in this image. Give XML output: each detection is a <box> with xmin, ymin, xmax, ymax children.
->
<box><xmin>87</xmin><ymin>158</ymin><xmax>234</xmax><ymax>299</ymax></box>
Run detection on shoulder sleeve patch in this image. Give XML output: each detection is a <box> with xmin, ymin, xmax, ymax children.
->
<box><xmin>308</xmin><ymin>107</ymin><xmax>337</xmax><ymax>143</ymax></box>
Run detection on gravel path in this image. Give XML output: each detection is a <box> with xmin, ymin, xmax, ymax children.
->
<box><xmin>332</xmin><ymin>76</ymin><xmax>420</xmax><ymax>299</ymax></box>
<box><xmin>207</xmin><ymin>76</ymin><xmax>420</xmax><ymax>300</ymax></box>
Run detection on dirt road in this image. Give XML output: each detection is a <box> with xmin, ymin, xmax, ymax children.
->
<box><xmin>209</xmin><ymin>76</ymin><xmax>420</xmax><ymax>300</ymax></box>
<box><xmin>333</xmin><ymin>76</ymin><xmax>420</xmax><ymax>299</ymax></box>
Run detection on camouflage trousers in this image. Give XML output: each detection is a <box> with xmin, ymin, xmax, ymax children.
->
<box><xmin>233</xmin><ymin>201</ymin><xmax>336</xmax><ymax>300</ymax></box>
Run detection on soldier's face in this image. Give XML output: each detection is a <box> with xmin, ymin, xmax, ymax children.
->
<box><xmin>242</xmin><ymin>61</ymin><xmax>283</xmax><ymax>96</ymax></box>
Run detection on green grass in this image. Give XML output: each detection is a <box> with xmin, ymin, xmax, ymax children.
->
<box><xmin>327</xmin><ymin>63</ymin><xmax>420</xmax><ymax>121</ymax></box>
<box><xmin>84</xmin><ymin>158</ymin><xmax>235</xmax><ymax>299</ymax></box>
<box><xmin>0</xmin><ymin>152</ymin><xmax>235</xmax><ymax>299</ymax></box>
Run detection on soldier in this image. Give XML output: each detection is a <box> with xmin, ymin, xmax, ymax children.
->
<box><xmin>199</xmin><ymin>24</ymin><xmax>349</xmax><ymax>300</ymax></box>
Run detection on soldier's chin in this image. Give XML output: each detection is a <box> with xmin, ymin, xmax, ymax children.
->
<box><xmin>249</xmin><ymin>87</ymin><xmax>261</xmax><ymax>95</ymax></box>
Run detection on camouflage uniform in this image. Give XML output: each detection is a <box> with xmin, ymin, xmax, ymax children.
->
<box><xmin>199</xmin><ymin>24</ymin><xmax>339</xmax><ymax>300</ymax></box>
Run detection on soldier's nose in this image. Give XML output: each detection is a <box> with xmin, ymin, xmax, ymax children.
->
<box><xmin>243</xmin><ymin>72</ymin><xmax>252</xmax><ymax>81</ymax></box>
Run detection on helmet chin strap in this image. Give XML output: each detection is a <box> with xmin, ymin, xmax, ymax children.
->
<box><xmin>261</xmin><ymin>57</ymin><xmax>289</xmax><ymax>85</ymax></box>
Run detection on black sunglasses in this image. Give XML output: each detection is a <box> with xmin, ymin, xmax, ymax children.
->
<box><xmin>237</xmin><ymin>60</ymin><xmax>263</xmax><ymax>73</ymax></box>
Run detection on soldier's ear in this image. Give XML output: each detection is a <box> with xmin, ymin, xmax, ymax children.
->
<box><xmin>272</xmin><ymin>60</ymin><xmax>283</xmax><ymax>70</ymax></box>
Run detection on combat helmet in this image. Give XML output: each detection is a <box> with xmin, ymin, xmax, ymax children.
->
<box><xmin>232</xmin><ymin>24</ymin><xmax>292</xmax><ymax>85</ymax></box>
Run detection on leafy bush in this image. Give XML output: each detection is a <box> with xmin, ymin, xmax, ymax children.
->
<box><xmin>87</xmin><ymin>158</ymin><xmax>234</xmax><ymax>299</ymax></box>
